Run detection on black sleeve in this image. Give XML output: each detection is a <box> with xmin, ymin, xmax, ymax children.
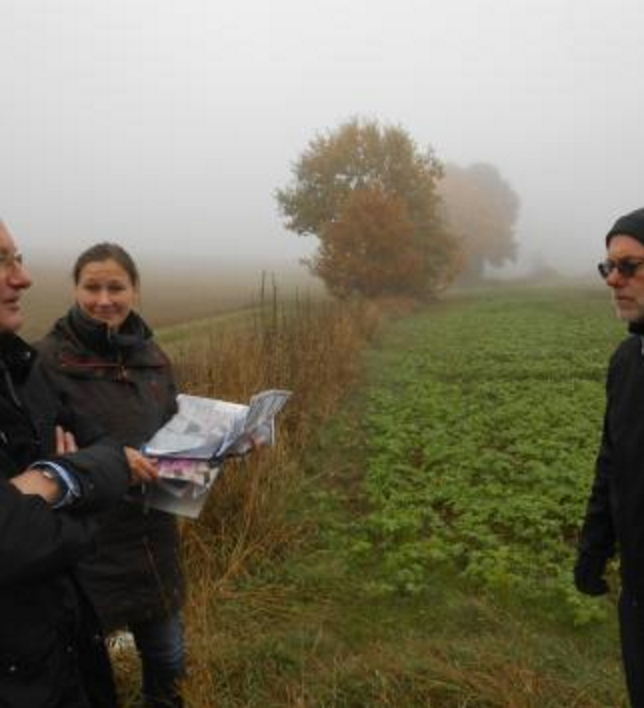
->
<box><xmin>52</xmin><ymin>438</ymin><xmax>130</xmax><ymax>514</ymax></box>
<box><xmin>0</xmin><ymin>479</ymin><xmax>96</xmax><ymax>585</ymax></box>
<box><xmin>0</xmin><ymin>441</ymin><xmax>129</xmax><ymax>586</ymax></box>
<box><xmin>578</xmin><ymin>365</ymin><xmax>617</xmax><ymax>558</ymax></box>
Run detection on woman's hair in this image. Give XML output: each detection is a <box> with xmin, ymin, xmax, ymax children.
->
<box><xmin>73</xmin><ymin>242</ymin><xmax>140</xmax><ymax>286</ymax></box>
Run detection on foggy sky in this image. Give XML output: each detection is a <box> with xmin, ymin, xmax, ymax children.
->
<box><xmin>3</xmin><ymin>0</ymin><xmax>644</xmax><ymax>275</ymax></box>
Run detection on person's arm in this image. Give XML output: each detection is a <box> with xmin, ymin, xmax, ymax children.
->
<box><xmin>8</xmin><ymin>426</ymin><xmax>80</xmax><ymax>507</ymax></box>
<box><xmin>0</xmin><ymin>439</ymin><xmax>129</xmax><ymax>586</ymax></box>
<box><xmin>0</xmin><ymin>477</ymin><xmax>96</xmax><ymax>586</ymax></box>
<box><xmin>575</xmin><ymin>366</ymin><xmax>617</xmax><ymax>596</ymax></box>
<box><xmin>48</xmin><ymin>440</ymin><xmax>130</xmax><ymax>513</ymax></box>
<box><xmin>578</xmin><ymin>412</ymin><xmax>617</xmax><ymax>558</ymax></box>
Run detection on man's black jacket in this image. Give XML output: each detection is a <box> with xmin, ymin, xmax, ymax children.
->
<box><xmin>0</xmin><ymin>334</ymin><xmax>129</xmax><ymax>708</ymax></box>
<box><xmin>580</xmin><ymin>325</ymin><xmax>644</xmax><ymax>600</ymax></box>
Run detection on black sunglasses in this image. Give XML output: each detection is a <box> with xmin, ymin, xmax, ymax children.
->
<box><xmin>597</xmin><ymin>258</ymin><xmax>644</xmax><ymax>279</ymax></box>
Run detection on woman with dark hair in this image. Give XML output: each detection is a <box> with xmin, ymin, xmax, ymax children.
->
<box><xmin>36</xmin><ymin>243</ymin><xmax>185</xmax><ymax>708</ymax></box>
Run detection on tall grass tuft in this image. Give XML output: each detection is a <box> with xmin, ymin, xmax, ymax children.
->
<box><xmin>170</xmin><ymin>285</ymin><xmax>382</xmax><ymax>705</ymax></box>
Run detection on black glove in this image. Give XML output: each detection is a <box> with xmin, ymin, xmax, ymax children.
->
<box><xmin>574</xmin><ymin>552</ymin><xmax>609</xmax><ymax>596</ymax></box>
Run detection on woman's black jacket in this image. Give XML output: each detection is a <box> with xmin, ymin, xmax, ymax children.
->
<box><xmin>580</xmin><ymin>324</ymin><xmax>644</xmax><ymax>600</ymax></box>
<box><xmin>0</xmin><ymin>333</ymin><xmax>130</xmax><ymax>707</ymax></box>
<box><xmin>35</xmin><ymin>307</ymin><xmax>184</xmax><ymax>632</ymax></box>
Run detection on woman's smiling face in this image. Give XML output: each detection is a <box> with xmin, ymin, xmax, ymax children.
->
<box><xmin>74</xmin><ymin>258</ymin><xmax>137</xmax><ymax>330</ymax></box>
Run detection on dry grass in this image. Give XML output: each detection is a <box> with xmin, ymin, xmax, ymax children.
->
<box><xmin>169</xmin><ymin>289</ymin><xmax>383</xmax><ymax>706</ymax></box>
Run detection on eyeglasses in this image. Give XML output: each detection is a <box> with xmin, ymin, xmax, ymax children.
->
<box><xmin>597</xmin><ymin>258</ymin><xmax>644</xmax><ymax>279</ymax></box>
<box><xmin>0</xmin><ymin>251</ymin><xmax>24</xmax><ymax>271</ymax></box>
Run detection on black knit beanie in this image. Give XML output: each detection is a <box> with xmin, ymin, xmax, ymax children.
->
<box><xmin>606</xmin><ymin>208</ymin><xmax>644</xmax><ymax>246</ymax></box>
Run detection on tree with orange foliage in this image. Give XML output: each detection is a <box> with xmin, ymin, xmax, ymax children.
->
<box><xmin>313</xmin><ymin>187</ymin><xmax>427</xmax><ymax>297</ymax></box>
<box><xmin>276</xmin><ymin>118</ymin><xmax>460</xmax><ymax>298</ymax></box>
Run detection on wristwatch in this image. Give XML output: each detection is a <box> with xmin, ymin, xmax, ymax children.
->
<box><xmin>29</xmin><ymin>461</ymin><xmax>80</xmax><ymax>509</ymax></box>
<box><xmin>34</xmin><ymin>466</ymin><xmax>64</xmax><ymax>503</ymax></box>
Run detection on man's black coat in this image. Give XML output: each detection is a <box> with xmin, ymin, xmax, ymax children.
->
<box><xmin>580</xmin><ymin>326</ymin><xmax>644</xmax><ymax>601</ymax></box>
<box><xmin>0</xmin><ymin>334</ymin><xmax>129</xmax><ymax>708</ymax></box>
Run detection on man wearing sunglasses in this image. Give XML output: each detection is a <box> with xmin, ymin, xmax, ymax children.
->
<box><xmin>576</xmin><ymin>207</ymin><xmax>644</xmax><ymax>706</ymax></box>
<box><xmin>0</xmin><ymin>220</ymin><xmax>131</xmax><ymax>707</ymax></box>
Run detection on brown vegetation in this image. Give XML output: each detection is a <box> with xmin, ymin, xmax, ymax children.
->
<box><xmin>170</xmin><ymin>292</ymin><xmax>383</xmax><ymax>706</ymax></box>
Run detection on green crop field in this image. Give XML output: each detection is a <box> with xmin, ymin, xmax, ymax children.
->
<box><xmin>352</xmin><ymin>287</ymin><xmax>623</xmax><ymax>625</ymax></box>
<box><xmin>186</xmin><ymin>285</ymin><xmax>630</xmax><ymax>706</ymax></box>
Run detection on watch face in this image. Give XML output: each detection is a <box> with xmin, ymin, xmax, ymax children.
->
<box><xmin>33</xmin><ymin>466</ymin><xmax>66</xmax><ymax>506</ymax></box>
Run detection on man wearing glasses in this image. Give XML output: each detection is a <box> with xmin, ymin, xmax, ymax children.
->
<box><xmin>576</xmin><ymin>207</ymin><xmax>644</xmax><ymax>706</ymax></box>
<box><xmin>0</xmin><ymin>219</ymin><xmax>130</xmax><ymax>707</ymax></box>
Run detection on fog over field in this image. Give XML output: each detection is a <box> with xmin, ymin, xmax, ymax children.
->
<box><xmin>20</xmin><ymin>257</ymin><xmax>322</xmax><ymax>340</ymax></box>
<box><xmin>2</xmin><ymin>0</ymin><xmax>644</xmax><ymax>278</ymax></box>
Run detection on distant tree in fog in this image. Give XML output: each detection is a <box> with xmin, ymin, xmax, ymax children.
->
<box><xmin>276</xmin><ymin>118</ymin><xmax>461</xmax><ymax>298</ymax></box>
<box><xmin>438</xmin><ymin>162</ymin><xmax>519</xmax><ymax>283</ymax></box>
<box><xmin>312</xmin><ymin>186</ymin><xmax>459</xmax><ymax>297</ymax></box>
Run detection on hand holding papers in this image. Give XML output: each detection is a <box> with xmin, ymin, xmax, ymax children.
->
<box><xmin>137</xmin><ymin>390</ymin><xmax>291</xmax><ymax>518</ymax></box>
